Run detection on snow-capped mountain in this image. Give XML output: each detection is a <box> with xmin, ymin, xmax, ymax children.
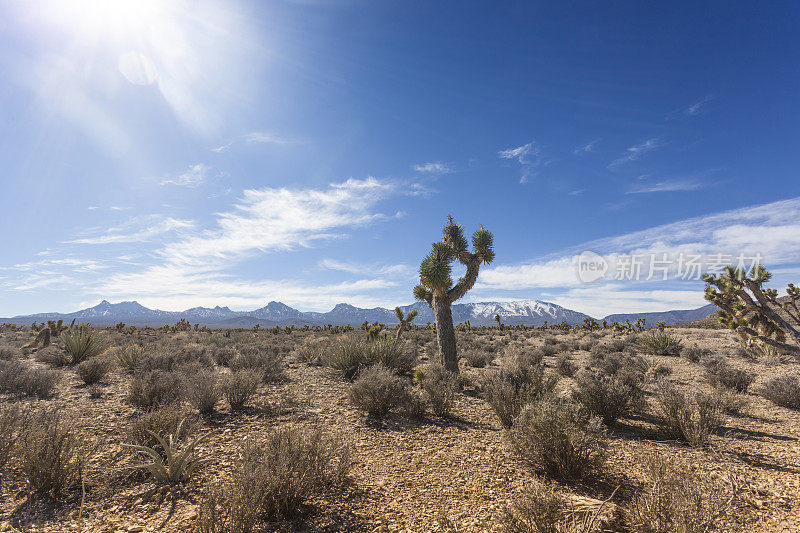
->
<box><xmin>2</xmin><ymin>298</ymin><xmax>715</xmax><ymax>328</ymax></box>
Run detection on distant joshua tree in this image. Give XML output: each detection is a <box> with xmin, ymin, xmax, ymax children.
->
<box><xmin>395</xmin><ymin>307</ymin><xmax>418</xmax><ymax>340</ymax></box>
<box><xmin>414</xmin><ymin>216</ymin><xmax>495</xmax><ymax>372</ymax></box>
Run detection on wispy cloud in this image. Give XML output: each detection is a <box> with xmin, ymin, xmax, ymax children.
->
<box><xmin>160</xmin><ymin>163</ymin><xmax>211</xmax><ymax>187</ymax></box>
<box><xmin>626</xmin><ymin>178</ymin><xmax>706</xmax><ymax>194</ymax></box>
<box><xmin>499</xmin><ymin>141</ymin><xmax>546</xmax><ymax>184</ymax></box>
<box><xmin>666</xmin><ymin>96</ymin><xmax>714</xmax><ymax>121</ymax></box>
<box><xmin>212</xmin><ymin>131</ymin><xmax>292</xmax><ymax>153</ymax></box>
<box><xmin>412</xmin><ymin>162</ymin><xmax>452</xmax><ymax>174</ymax></box>
<box><xmin>572</xmin><ymin>140</ymin><xmax>598</xmax><ymax>154</ymax></box>
<box><xmin>609</xmin><ymin>138</ymin><xmax>660</xmax><ymax>169</ymax></box>
<box><xmin>67</xmin><ymin>215</ymin><xmax>195</xmax><ymax>244</ymax></box>
<box><xmin>319</xmin><ymin>258</ymin><xmax>412</xmax><ymax>277</ymax></box>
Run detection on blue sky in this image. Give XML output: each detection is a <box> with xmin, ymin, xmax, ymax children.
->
<box><xmin>1</xmin><ymin>1</ymin><xmax>800</xmax><ymax>317</ymax></box>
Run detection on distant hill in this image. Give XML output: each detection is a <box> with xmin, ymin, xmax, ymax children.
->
<box><xmin>602</xmin><ymin>303</ymin><xmax>717</xmax><ymax>327</ymax></box>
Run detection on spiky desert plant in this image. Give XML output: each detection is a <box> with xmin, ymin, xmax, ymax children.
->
<box><xmin>63</xmin><ymin>325</ymin><xmax>104</xmax><ymax>364</ymax></box>
<box><xmin>704</xmin><ymin>265</ymin><xmax>800</xmax><ymax>355</ymax></box>
<box><xmin>123</xmin><ymin>419</ymin><xmax>213</xmax><ymax>484</ymax></box>
<box><xmin>395</xmin><ymin>307</ymin><xmax>418</xmax><ymax>340</ymax></box>
<box><xmin>413</xmin><ymin>216</ymin><xmax>495</xmax><ymax>372</ymax></box>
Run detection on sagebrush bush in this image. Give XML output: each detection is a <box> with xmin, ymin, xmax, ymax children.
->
<box><xmin>638</xmin><ymin>329</ymin><xmax>683</xmax><ymax>357</ymax></box>
<box><xmin>680</xmin><ymin>345</ymin><xmax>710</xmax><ymax>363</ymax></box>
<box><xmin>419</xmin><ymin>364</ymin><xmax>457</xmax><ymax>417</ymax></box>
<box><xmin>137</xmin><ymin>348</ymin><xmax>213</xmax><ymax>373</ymax></box>
<box><xmin>703</xmin><ymin>357</ymin><xmax>755</xmax><ymax>392</ymax></box>
<box><xmin>555</xmin><ymin>353</ymin><xmax>578</xmax><ymax>378</ymax></box>
<box><xmin>222</xmin><ymin>369</ymin><xmax>260</xmax><ymax>410</ymax></box>
<box><xmin>63</xmin><ymin>326</ymin><xmax>105</xmax><ymax>364</ymax></box>
<box><xmin>761</xmin><ymin>375</ymin><xmax>800</xmax><ymax>409</ymax></box>
<box><xmin>18</xmin><ymin>409</ymin><xmax>84</xmax><ymax>496</ymax></box>
<box><xmin>0</xmin><ymin>345</ymin><xmax>19</xmax><ymax>361</ymax></box>
<box><xmin>573</xmin><ymin>368</ymin><xmax>643</xmax><ymax>426</ymax></box>
<box><xmin>187</xmin><ymin>370</ymin><xmax>219</xmax><ymax>415</ymax></box>
<box><xmin>655</xmin><ymin>382</ymin><xmax>722</xmax><ymax>447</ymax></box>
<box><xmin>510</xmin><ymin>398</ymin><xmax>606</xmax><ymax>480</ymax></box>
<box><xmin>400</xmin><ymin>387</ymin><xmax>428</xmax><ymax>419</ymax></box>
<box><xmin>483</xmin><ymin>362</ymin><xmax>558</xmax><ymax>428</ymax></box>
<box><xmin>0</xmin><ymin>360</ymin><xmax>61</xmax><ymax>397</ymax></box>
<box><xmin>348</xmin><ymin>363</ymin><xmax>408</xmax><ymax>417</ymax></box>
<box><xmin>623</xmin><ymin>452</ymin><xmax>734</xmax><ymax>533</ymax></box>
<box><xmin>195</xmin><ymin>426</ymin><xmax>350</xmax><ymax>530</ymax></box>
<box><xmin>210</xmin><ymin>345</ymin><xmax>236</xmax><ymax>367</ymax></box>
<box><xmin>230</xmin><ymin>349</ymin><xmax>285</xmax><ymax>382</ymax></box>
<box><xmin>127</xmin><ymin>369</ymin><xmax>185</xmax><ymax>409</ymax></box>
<box><xmin>460</xmin><ymin>349</ymin><xmax>493</xmax><ymax>368</ymax></box>
<box><xmin>126</xmin><ymin>404</ymin><xmax>195</xmax><ymax>449</ymax></box>
<box><xmin>76</xmin><ymin>356</ymin><xmax>111</xmax><ymax>385</ymax></box>
<box><xmin>35</xmin><ymin>346</ymin><xmax>72</xmax><ymax>366</ymax></box>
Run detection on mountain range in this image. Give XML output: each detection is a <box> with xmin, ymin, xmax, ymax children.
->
<box><xmin>0</xmin><ymin>299</ymin><xmax>717</xmax><ymax>328</ymax></box>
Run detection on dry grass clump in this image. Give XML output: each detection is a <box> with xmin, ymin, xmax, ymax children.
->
<box><xmin>483</xmin><ymin>361</ymin><xmax>558</xmax><ymax>428</ymax></box>
<box><xmin>127</xmin><ymin>369</ymin><xmax>185</xmax><ymax>409</ymax></box>
<box><xmin>623</xmin><ymin>452</ymin><xmax>735</xmax><ymax>532</ymax></box>
<box><xmin>418</xmin><ymin>363</ymin><xmax>457</xmax><ymax>417</ymax></box>
<box><xmin>655</xmin><ymin>381</ymin><xmax>723</xmax><ymax>447</ymax></box>
<box><xmin>18</xmin><ymin>409</ymin><xmax>85</xmax><ymax>496</ymax></box>
<box><xmin>510</xmin><ymin>397</ymin><xmax>606</xmax><ymax>480</ymax></box>
<box><xmin>195</xmin><ymin>426</ymin><xmax>350</xmax><ymax>531</ymax></box>
<box><xmin>76</xmin><ymin>356</ymin><xmax>111</xmax><ymax>385</ymax></box>
<box><xmin>221</xmin><ymin>369</ymin><xmax>261</xmax><ymax>410</ymax></box>
<box><xmin>325</xmin><ymin>336</ymin><xmax>415</xmax><ymax>379</ymax></box>
<box><xmin>680</xmin><ymin>345</ymin><xmax>710</xmax><ymax>363</ymax></box>
<box><xmin>760</xmin><ymin>375</ymin><xmax>800</xmax><ymax>409</ymax></box>
<box><xmin>0</xmin><ymin>404</ymin><xmax>25</xmax><ymax>475</ymax></box>
<box><xmin>0</xmin><ymin>359</ymin><xmax>61</xmax><ymax>397</ymax></box>
<box><xmin>348</xmin><ymin>362</ymin><xmax>408</xmax><ymax>417</ymax></box>
<box><xmin>502</xmin><ymin>479</ymin><xmax>612</xmax><ymax>533</ymax></box>
<box><xmin>126</xmin><ymin>404</ymin><xmax>196</xmax><ymax>449</ymax></box>
<box><xmin>638</xmin><ymin>330</ymin><xmax>682</xmax><ymax>357</ymax></box>
<box><xmin>572</xmin><ymin>368</ymin><xmax>643</xmax><ymax>426</ymax></box>
<box><xmin>703</xmin><ymin>357</ymin><xmax>755</xmax><ymax>392</ymax></box>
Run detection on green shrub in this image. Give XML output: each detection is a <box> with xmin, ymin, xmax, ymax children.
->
<box><xmin>63</xmin><ymin>326</ymin><xmax>105</xmax><ymax>364</ymax></box>
<box><xmin>325</xmin><ymin>337</ymin><xmax>413</xmax><ymax>379</ymax></box>
<box><xmin>655</xmin><ymin>382</ymin><xmax>722</xmax><ymax>447</ymax></box>
<box><xmin>222</xmin><ymin>370</ymin><xmax>260</xmax><ymax>410</ymax></box>
<box><xmin>510</xmin><ymin>398</ymin><xmax>606</xmax><ymax>480</ymax></box>
<box><xmin>76</xmin><ymin>357</ymin><xmax>111</xmax><ymax>385</ymax></box>
<box><xmin>761</xmin><ymin>375</ymin><xmax>800</xmax><ymax>409</ymax></box>
<box><xmin>348</xmin><ymin>363</ymin><xmax>408</xmax><ymax>417</ymax></box>
<box><xmin>18</xmin><ymin>409</ymin><xmax>84</xmax><ymax>496</ymax></box>
<box><xmin>638</xmin><ymin>330</ymin><xmax>682</xmax><ymax>357</ymax></box>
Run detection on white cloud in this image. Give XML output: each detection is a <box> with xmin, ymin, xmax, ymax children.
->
<box><xmin>572</xmin><ymin>140</ymin><xmax>598</xmax><ymax>154</ymax></box>
<box><xmin>412</xmin><ymin>162</ymin><xmax>452</xmax><ymax>174</ymax></box>
<box><xmin>212</xmin><ymin>131</ymin><xmax>292</xmax><ymax>152</ymax></box>
<box><xmin>499</xmin><ymin>141</ymin><xmax>546</xmax><ymax>184</ymax></box>
<box><xmin>67</xmin><ymin>215</ymin><xmax>195</xmax><ymax>244</ymax></box>
<box><xmin>319</xmin><ymin>258</ymin><xmax>412</xmax><ymax>277</ymax></box>
<box><xmin>609</xmin><ymin>138</ymin><xmax>660</xmax><ymax>168</ymax></box>
<box><xmin>666</xmin><ymin>96</ymin><xmax>714</xmax><ymax>120</ymax></box>
<box><xmin>160</xmin><ymin>163</ymin><xmax>210</xmax><ymax>187</ymax></box>
<box><xmin>626</xmin><ymin>178</ymin><xmax>706</xmax><ymax>194</ymax></box>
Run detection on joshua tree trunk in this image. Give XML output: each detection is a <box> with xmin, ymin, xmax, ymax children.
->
<box><xmin>433</xmin><ymin>295</ymin><xmax>458</xmax><ymax>372</ymax></box>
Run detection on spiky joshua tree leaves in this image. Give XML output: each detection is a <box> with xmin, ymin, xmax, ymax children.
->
<box><xmin>395</xmin><ymin>307</ymin><xmax>418</xmax><ymax>340</ymax></box>
<box><xmin>704</xmin><ymin>265</ymin><xmax>800</xmax><ymax>356</ymax></box>
<box><xmin>414</xmin><ymin>216</ymin><xmax>495</xmax><ymax>372</ymax></box>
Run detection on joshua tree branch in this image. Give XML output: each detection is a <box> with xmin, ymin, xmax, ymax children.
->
<box><xmin>737</xmin><ymin>326</ymin><xmax>800</xmax><ymax>355</ymax></box>
<box><xmin>446</xmin><ymin>255</ymin><xmax>481</xmax><ymax>304</ymax></box>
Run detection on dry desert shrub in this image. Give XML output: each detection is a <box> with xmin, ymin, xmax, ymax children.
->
<box><xmin>195</xmin><ymin>426</ymin><xmax>350</xmax><ymax>531</ymax></box>
<box><xmin>623</xmin><ymin>451</ymin><xmax>735</xmax><ymax>532</ymax></box>
<box><xmin>680</xmin><ymin>345</ymin><xmax>710</xmax><ymax>363</ymax></box>
<box><xmin>460</xmin><ymin>349</ymin><xmax>494</xmax><ymax>368</ymax></box>
<box><xmin>0</xmin><ymin>359</ymin><xmax>61</xmax><ymax>397</ymax></box>
<box><xmin>126</xmin><ymin>404</ymin><xmax>196</xmax><ymax>449</ymax></box>
<box><xmin>483</xmin><ymin>361</ymin><xmax>558</xmax><ymax>429</ymax></box>
<box><xmin>127</xmin><ymin>369</ymin><xmax>185</xmax><ymax>409</ymax></box>
<box><xmin>703</xmin><ymin>357</ymin><xmax>755</xmax><ymax>392</ymax></box>
<box><xmin>222</xmin><ymin>369</ymin><xmax>261</xmax><ymax>410</ymax></box>
<box><xmin>555</xmin><ymin>353</ymin><xmax>578</xmax><ymax>378</ymax></box>
<box><xmin>761</xmin><ymin>375</ymin><xmax>800</xmax><ymax>409</ymax></box>
<box><xmin>187</xmin><ymin>369</ymin><xmax>219</xmax><ymax>415</ymax></box>
<box><xmin>230</xmin><ymin>348</ymin><xmax>285</xmax><ymax>382</ymax></box>
<box><xmin>0</xmin><ymin>344</ymin><xmax>20</xmax><ymax>361</ymax></box>
<box><xmin>510</xmin><ymin>397</ymin><xmax>606</xmax><ymax>480</ymax></box>
<box><xmin>18</xmin><ymin>408</ymin><xmax>85</xmax><ymax>496</ymax></box>
<box><xmin>348</xmin><ymin>362</ymin><xmax>408</xmax><ymax>417</ymax></box>
<box><xmin>655</xmin><ymin>381</ymin><xmax>723</xmax><ymax>447</ymax></box>
<box><xmin>419</xmin><ymin>363</ymin><xmax>457</xmax><ymax>417</ymax></box>
<box><xmin>76</xmin><ymin>356</ymin><xmax>111</xmax><ymax>385</ymax></box>
<box><xmin>572</xmin><ymin>368</ymin><xmax>644</xmax><ymax>426</ymax></box>
<box><xmin>0</xmin><ymin>404</ymin><xmax>26</xmax><ymax>476</ymax></box>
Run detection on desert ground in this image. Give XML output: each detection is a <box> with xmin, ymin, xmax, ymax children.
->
<box><xmin>0</xmin><ymin>322</ymin><xmax>799</xmax><ymax>532</ymax></box>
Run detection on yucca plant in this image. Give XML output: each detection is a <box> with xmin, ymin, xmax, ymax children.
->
<box><xmin>638</xmin><ymin>329</ymin><xmax>683</xmax><ymax>357</ymax></box>
<box><xmin>63</xmin><ymin>325</ymin><xmax>105</xmax><ymax>364</ymax></box>
<box><xmin>123</xmin><ymin>419</ymin><xmax>213</xmax><ymax>484</ymax></box>
<box><xmin>116</xmin><ymin>345</ymin><xmax>145</xmax><ymax>372</ymax></box>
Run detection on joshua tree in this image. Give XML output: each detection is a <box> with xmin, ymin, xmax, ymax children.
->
<box><xmin>704</xmin><ymin>265</ymin><xmax>800</xmax><ymax>355</ymax></box>
<box><xmin>395</xmin><ymin>307</ymin><xmax>418</xmax><ymax>340</ymax></box>
<box><xmin>413</xmin><ymin>216</ymin><xmax>495</xmax><ymax>372</ymax></box>
<box><xmin>494</xmin><ymin>314</ymin><xmax>503</xmax><ymax>330</ymax></box>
